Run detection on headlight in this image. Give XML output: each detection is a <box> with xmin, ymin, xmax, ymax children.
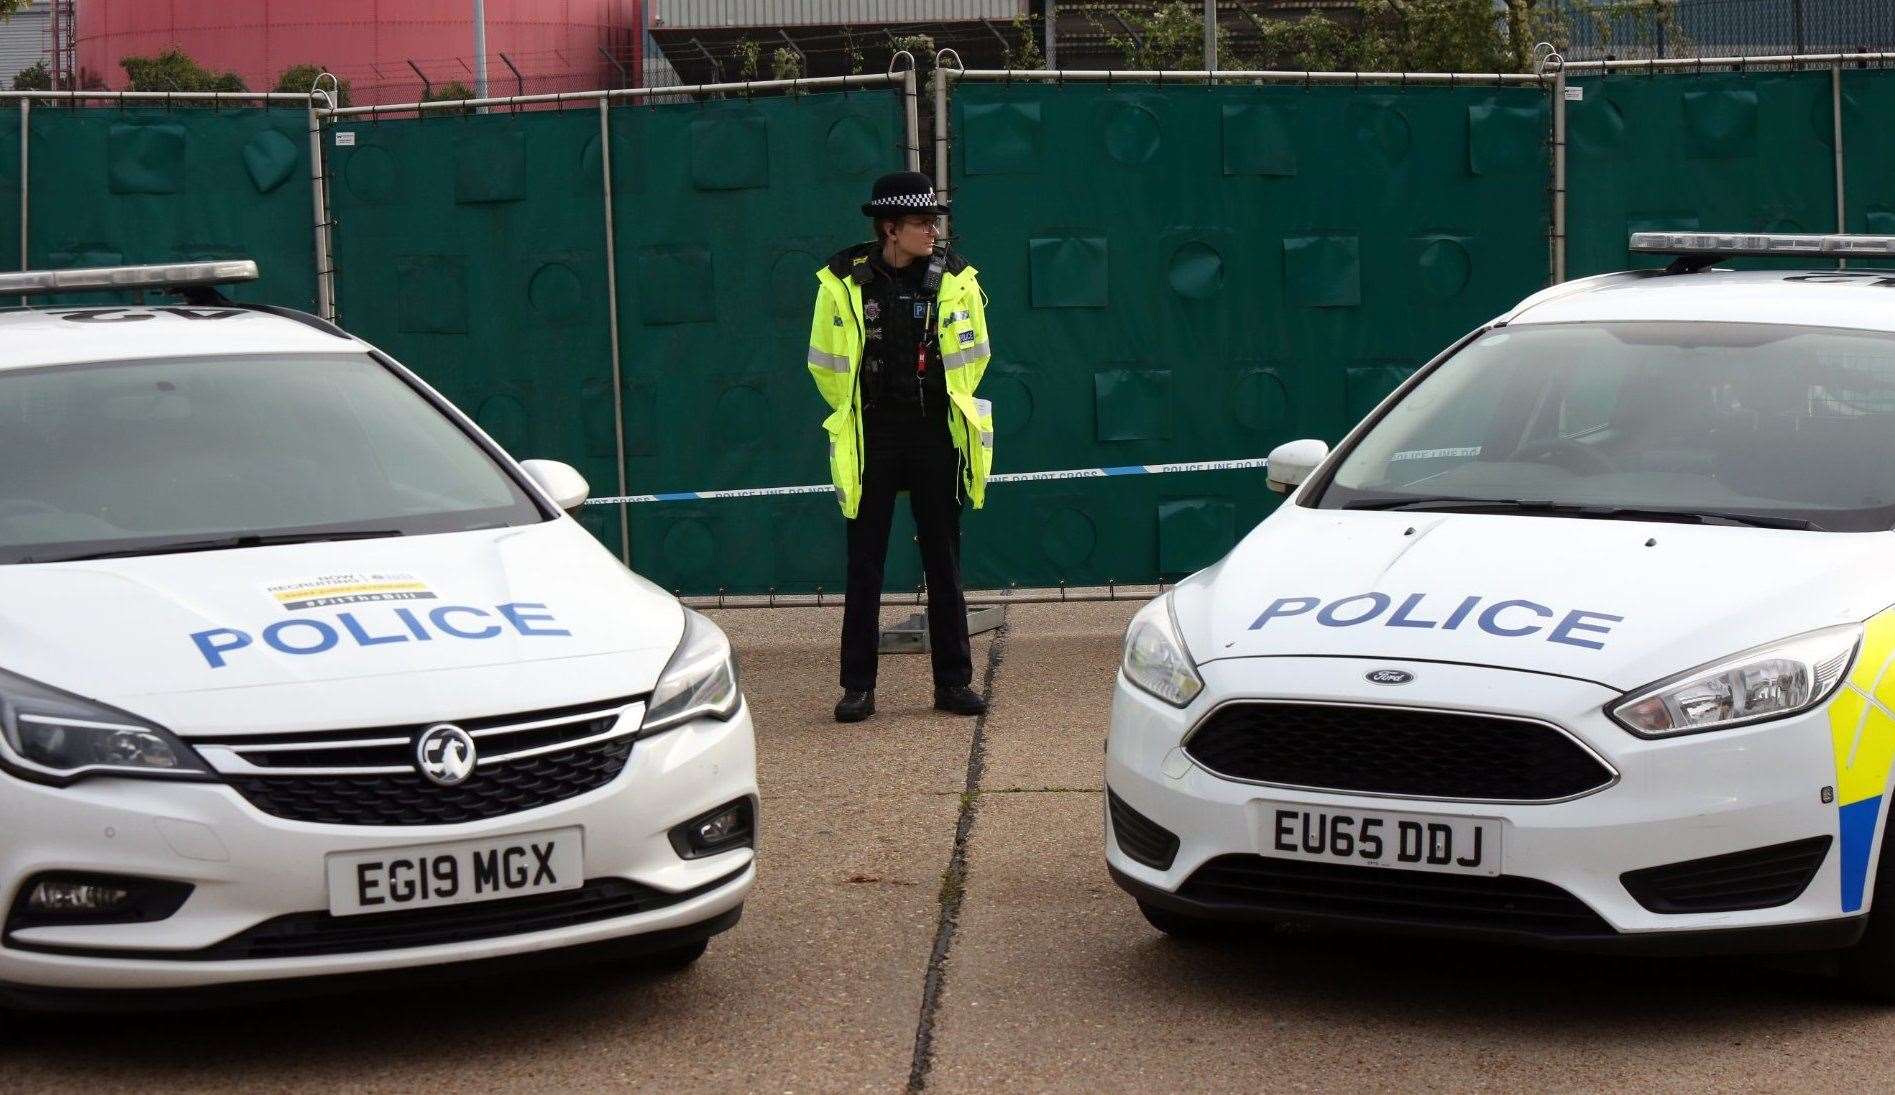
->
<box><xmin>643</xmin><ymin>608</ymin><xmax>741</xmax><ymax>734</ymax></box>
<box><xmin>1121</xmin><ymin>593</ymin><xmax>1204</xmax><ymax>708</ymax></box>
<box><xmin>0</xmin><ymin>668</ymin><xmax>211</xmax><ymax>785</ymax></box>
<box><xmin>1610</xmin><ymin>624</ymin><xmax>1861</xmax><ymax>738</ymax></box>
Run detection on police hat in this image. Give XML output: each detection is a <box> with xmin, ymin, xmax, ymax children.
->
<box><xmin>861</xmin><ymin>171</ymin><xmax>949</xmax><ymax>218</ymax></box>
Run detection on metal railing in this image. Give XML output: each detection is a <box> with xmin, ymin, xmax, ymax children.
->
<box><xmin>681</xmin><ymin>582</ymin><xmax>1169</xmax><ymax>610</ymax></box>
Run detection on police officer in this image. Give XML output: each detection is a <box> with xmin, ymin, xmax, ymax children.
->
<box><xmin>807</xmin><ymin>172</ymin><xmax>996</xmax><ymax>723</ymax></box>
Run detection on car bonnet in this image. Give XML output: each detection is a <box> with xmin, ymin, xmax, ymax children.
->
<box><xmin>1176</xmin><ymin>505</ymin><xmax>1891</xmax><ymax>693</ymax></box>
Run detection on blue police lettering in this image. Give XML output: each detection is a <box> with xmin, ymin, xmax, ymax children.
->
<box><xmin>1317</xmin><ymin>593</ymin><xmax>1391</xmax><ymax>627</ymax></box>
<box><xmin>191</xmin><ymin>628</ymin><xmax>252</xmax><ymax>669</ymax></box>
<box><xmin>187</xmin><ymin>603</ymin><xmax>569</xmax><ymax>667</ymax></box>
<box><xmin>1249</xmin><ymin>597</ymin><xmax>1320</xmax><ymax>630</ymax></box>
<box><xmin>1387</xmin><ymin>593</ymin><xmax>1439</xmax><ymax>629</ymax></box>
<box><xmin>429</xmin><ymin>606</ymin><xmax>500</xmax><ymax>639</ymax></box>
<box><xmin>393</xmin><ymin>607</ymin><xmax>433</xmax><ymax>641</ymax></box>
<box><xmin>1549</xmin><ymin>609</ymin><xmax>1625</xmax><ymax>651</ymax></box>
<box><xmin>339</xmin><ymin>611</ymin><xmax>407</xmax><ymax>647</ymax></box>
<box><xmin>497</xmin><ymin>602</ymin><xmax>571</xmax><ymax>637</ymax></box>
<box><xmin>1477</xmin><ymin>599</ymin><xmax>1553</xmax><ymax>638</ymax></box>
<box><xmin>1246</xmin><ymin>592</ymin><xmax>1621</xmax><ymax>650</ymax></box>
<box><xmin>1442</xmin><ymin>595</ymin><xmax>1482</xmax><ymax>630</ymax></box>
<box><xmin>264</xmin><ymin>619</ymin><xmax>339</xmax><ymax>655</ymax></box>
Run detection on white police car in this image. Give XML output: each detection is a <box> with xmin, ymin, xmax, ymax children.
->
<box><xmin>1108</xmin><ymin>233</ymin><xmax>1895</xmax><ymax>994</ymax></box>
<box><xmin>0</xmin><ymin>262</ymin><xmax>756</xmax><ymax>1008</ymax></box>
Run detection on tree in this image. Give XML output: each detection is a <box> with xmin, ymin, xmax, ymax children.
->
<box><xmin>1090</xmin><ymin>2</ymin><xmax>1234</xmax><ymax>70</ymax></box>
<box><xmin>14</xmin><ymin>57</ymin><xmax>108</xmax><ymax>96</ymax></box>
<box><xmin>1002</xmin><ymin>14</ymin><xmax>1045</xmax><ymax>71</ymax></box>
<box><xmin>1576</xmin><ymin>0</ymin><xmax>1692</xmax><ymax>59</ymax></box>
<box><xmin>120</xmin><ymin>48</ymin><xmax>246</xmax><ymax>92</ymax></box>
<box><xmin>0</xmin><ymin>1</ymin><xmax>25</xmax><ymax>19</ymax></box>
<box><xmin>889</xmin><ymin>33</ymin><xmax>937</xmax><ymax>78</ymax></box>
<box><xmin>275</xmin><ymin>63</ymin><xmax>351</xmax><ymax>107</ymax></box>
<box><xmin>1355</xmin><ymin>0</ymin><xmax>1512</xmax><ymax>74</ymax></box>
<box><xmin>771</xmin><ymin>46</ymin><xmax>804</xmax><ymax>83</ymax></box>
<box><xmin>733</xmin><ymin>39</ymin><xmax>764</xmax><ymax>82</ymax></box>
<box><xmin>423</xmin><ymin>80</ymin><xmax>476</xmax><ymax>114</ymax></box>
<box><xmin>10</xmin><ymin>59</ymin><xmax>48</xmax><ymax>91</ymax></box>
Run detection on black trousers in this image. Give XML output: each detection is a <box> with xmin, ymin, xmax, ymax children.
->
<box><xmin>839</xmin><ymin>432</ymin><xmax>973</xmax><ymax>692</ymax></box>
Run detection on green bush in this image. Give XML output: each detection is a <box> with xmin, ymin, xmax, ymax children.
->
<box><xmin>120</xmin><ymin>48</ymin><xmax>246</xmax><ymax>93</ymax></box>
<box><xmin>276</xmin><ymin>64</ymin><xmax>351</xmax><ymax>107</ymax></box>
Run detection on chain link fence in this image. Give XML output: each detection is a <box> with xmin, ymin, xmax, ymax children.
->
<box><xmin>1563</xmin><ymin>0</ymin><xmax>1895</xmax><ymax>61</ymax></box>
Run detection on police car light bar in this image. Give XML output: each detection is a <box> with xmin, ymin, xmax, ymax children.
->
<box><xmin>1630</xmin><ymin>232</ymin><xmax>1895</xmax><ymax>260</ymax></box>
<box><xmin>0</xmin><ymin>259</ymin><xmax>259</xmax><ymax>299</ymax></box>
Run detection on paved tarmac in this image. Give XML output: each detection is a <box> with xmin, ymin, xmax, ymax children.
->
<box><xmin>4</xmin><ymin>602</ymin><xmax>1893</xmax><ymax>1093</ymax></box>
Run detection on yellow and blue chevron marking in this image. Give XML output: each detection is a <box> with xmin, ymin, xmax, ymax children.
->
<box><xmin>1830</xmin><ymin>611</ymin><xmax>1895</xmax><ymax>913</ymax></box>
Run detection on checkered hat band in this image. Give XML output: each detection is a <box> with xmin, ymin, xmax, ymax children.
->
<box><xmin>868</xmin><ymin>192</ymin><xmax>942</xmax><ymax>209</ymax></box>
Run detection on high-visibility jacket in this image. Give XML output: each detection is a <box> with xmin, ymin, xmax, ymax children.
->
<box><xmin>807</xmin><ymin>243</ymin><xmax>994</xmax><ymax>519</ymax></box>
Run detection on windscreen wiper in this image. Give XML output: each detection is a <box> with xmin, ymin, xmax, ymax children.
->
<box><xmin>1342</xmin><ymin>497</ymin><xmax>1822</xmax><ymax>530</ymax></box>
<box><xmin>23</xmin><ymin>529</ymin><xmax>405</xmax><ymax>563</ymax></box>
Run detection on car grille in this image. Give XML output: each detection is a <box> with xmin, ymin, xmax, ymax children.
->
<box><xmin>1108</xmin><ymin>791</ymin><xmax>1180</xmax><ymax>871</ymax></box>
<box><xmin>1621</xmin><ymin>836</ymin><xmax>1833</xmax><ymax>914</ymax></box>
<box><xmin>7</xmin><ymin>869</ymin><xmax>749</xmax><ymax>961</ymax></box>
<box><xmin>189</xmin><ymin>697</ymin><xmax>643</xmax><ymax>826</ymax></box>
<box><xmin>1184</xmin><ymin>702</ymin><xmax>1615</xmax><ymax>803</ymax></box>
<box><xmin>1180</xmin><ymin>854</ymin><xmax>1613</xmax><ymax>938</ymax></box>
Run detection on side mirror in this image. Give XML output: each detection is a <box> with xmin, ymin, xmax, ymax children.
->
<box><xmin>520</xmin><ymin>459</ymin><xmax>590</xmax><ymax>512</ymax></box>
<box><xmin>1266</xmin><ymin>439</ymin><xmax>1329</xmax><ymax>495</ymax></box>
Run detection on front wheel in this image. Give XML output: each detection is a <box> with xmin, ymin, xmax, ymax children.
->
<box><xmin>1838</xmin><ymin>826</ymin><xmax>1895</xmax><ymax>1000</ymax></box>
<box><xmin>1137</xmin><ymin>899</ymin><xmax>1229</xmax><ymax>941</ymax></box>
<box><xmin>639</xmin><ymin>938</ymin><xmax>710</xmax><ymax>972</ymax></box>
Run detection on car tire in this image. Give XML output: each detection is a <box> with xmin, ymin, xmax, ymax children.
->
<box><xmin>1840</xmin><ymin>832</ymin><xmax>1895</xmax><ymax>1001</ymax></box>
<box><xmin>640</xmin><ymin>938</ymin><xmax>710</xmax><ymax>972</ymax></box>
<box><xmin>1137</xmin><ymin>899</ymin><xmax>1228</xmax><ymax>941</ymax></box>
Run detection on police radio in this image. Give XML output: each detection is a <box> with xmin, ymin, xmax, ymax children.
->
<box><xmin>916</xmin><ymin>248</ymin><xmax>948</xmax><ymax>412</ymax></box>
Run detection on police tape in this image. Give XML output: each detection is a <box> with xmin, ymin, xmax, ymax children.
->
<box><xmin>581</xmin><ymin>457</ymin><xmax>1272</xmax><ymax>506</ymax></box>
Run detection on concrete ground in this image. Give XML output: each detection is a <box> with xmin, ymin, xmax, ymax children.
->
<box><xmin>4</xmin><ymin>602</ymin><xmax>1894</xmax><ymax>1092</ymax></box>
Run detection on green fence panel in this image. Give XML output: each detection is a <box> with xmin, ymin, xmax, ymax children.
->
<box><xmin>948</xmin><ymin>81</ymin><xmax>1550</xmax><ymax>590</ymax></box>
<box><xmin>26</xmin><ymin>107</ymin><xmax>315</xmax><ymax>308</ymax></box>
<box><xmin>609</xmin><ymin>90</ymin><xmax>909</xmax><ymax>594</ymax></box>
<box><xmin>329</xmin><ymin>107</ymin><xmax>623</xmax><ymax>558</ymax></box>
<box><xmin>0</xmin><ymin>104</ymin><xmax>17</xmax><ymax>274</ymax></box>
<box><xmin>1844</xmin><ymin>67</ymin><xmax>1895</xmax><ymax>265</ymax></box>
<box><xmin>1567</xmin><ymin>72</ymin><xmax>1838</xmax><ymax>276</ymax></box>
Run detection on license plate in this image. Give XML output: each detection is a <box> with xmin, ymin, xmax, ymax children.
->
<box><xmin>326</xmin><ymin>827</ymin><xmax>584</xmax><ymax>917</ymax></box>
<box><xmin>1256</xmin><ymin>802</ymin><xmax>1501</xmax><ymax>877</ymax></box>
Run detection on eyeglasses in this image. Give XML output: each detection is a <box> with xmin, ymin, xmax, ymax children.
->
<box><xmin>900</xmin><ymin>218</ymin><xmax>940</xmax><ymax>233</ymax></box>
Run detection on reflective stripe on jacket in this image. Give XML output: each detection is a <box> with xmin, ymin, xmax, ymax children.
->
<box><xmin>807</xmin><ymin>246</ymin><xmax>993</xmax><ymax>519</ymax></box>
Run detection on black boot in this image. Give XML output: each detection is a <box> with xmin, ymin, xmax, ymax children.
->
<box><xmin>933</xmin><ymin>684</ymin><xmax>987</xmax><ymax>716</ymax></box>
<box><xmin>834</xmin><ymin>689</ymin><xmax>875</xmax><ymax>723</ymax></box>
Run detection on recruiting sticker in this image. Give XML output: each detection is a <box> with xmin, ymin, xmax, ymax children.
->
<box><xmin>268</xmin><ymin>572</ymin><xmax>437</xmax><ymax>612</ymax></box>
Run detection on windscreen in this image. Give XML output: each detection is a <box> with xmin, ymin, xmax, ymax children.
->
<box><xmin>1315</xmin><ymin>322</ymin><xmax>1895</xmax><ymax>532</ymax></box>
<box><xmin>0</xmin><ymin>353</ymin><xmax>545</xmax><ymax>563</ymax></box>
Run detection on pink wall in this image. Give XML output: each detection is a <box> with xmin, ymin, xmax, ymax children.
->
<box><xmin>77</xmin><ymin>0</ymin><xmax>641</xmax><ymax>104</ymax></box>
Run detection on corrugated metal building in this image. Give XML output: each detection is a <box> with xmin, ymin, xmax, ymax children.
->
<box><xmin>644</xmin><ymin>0</ymin><xmax>1028</xmax><ymax>86</ymax></box>
<box><xmin>0</xmin><ymin>1</ymin><xmax>51</xmax><ymax>87</ymax></box>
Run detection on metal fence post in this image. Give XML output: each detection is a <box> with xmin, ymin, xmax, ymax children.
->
<box><xmin>1204</xmin><ymin>0</ymin><xmax>1216</xmax><ymax>70</ymax></box>
<box><xmin>599</xmin><ymin>98</ymin><xmax>632</xmax><ymax>566</ymax></box>
<box><xmin>1833</xmin><ymin>62</ymin><xmax>1847</xmax><ymax>268</ymax></box>
<box><xmin>17</xmin><ymin>98</ymin><xmax>26</xmax><ymax>299</ymax></box>
<box><xmin>904</xmin><ymin>67</ymin><xmax>921</xmax><ymax>173</ymax></box>
<box><xmin>1044</xmin><ymin>0</ymin><xmax>1057</xmax><ymax>68</ymax></box>
<box><xmin>306</xmin><ymin>100</ymin><xmax>336</xmax><ymax>321</ymax></box>
<box><xmin>1552</xmin><ymin>63</ymin><xmax>1568</xmax><ymax>284</ymax></box>
<box><xmin>934</xmin><ymin>57</ymin><xmax>959</xmax><ymax>230</ymax></box>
